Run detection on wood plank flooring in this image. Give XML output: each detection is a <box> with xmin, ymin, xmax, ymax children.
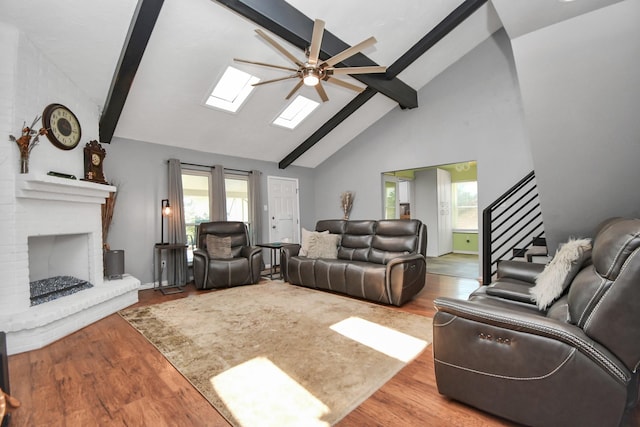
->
<box><xmin>7</xmin><ymin>274</ymin><xmax>640</xmax><ymax>426</ymax></box>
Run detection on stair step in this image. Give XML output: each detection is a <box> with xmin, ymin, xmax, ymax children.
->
<box><xmin>526</xmin><ymin>246</ymin><xmax>548</xmax><ymax>262</ymax></box>
<box><xmin>513</xmin><ymin>248</ymin><xmax>528</xmax><ymax>258</ymax></box>
<box><xmin>532</xmin><ymin>236</ymin><xmax>546</xmax><ymax>246</ymax></box>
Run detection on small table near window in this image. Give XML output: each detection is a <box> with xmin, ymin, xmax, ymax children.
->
<box><xmin>257</xmin><ymin>242</ymin><xmax>291</xmax><ymax>280</ymax></box>
<box><xmin>154</xmin><ymin>243</ymin><xmax>188</xmax><ymax>294</ymax></box>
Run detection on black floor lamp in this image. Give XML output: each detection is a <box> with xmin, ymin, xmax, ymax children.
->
<box><xmin>160</xmin><ymin>199</ymin><xmax>171</xmax><ymax>244</ymax></box>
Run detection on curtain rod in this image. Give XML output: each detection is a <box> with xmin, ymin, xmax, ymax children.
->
<box><xmin>175</xmin><ymin>161</ymin><xmax>252</xmax><ymax>174</ymax></box>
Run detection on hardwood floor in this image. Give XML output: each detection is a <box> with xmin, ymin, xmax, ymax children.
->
<box><xmin>7</xmin><ymin>275</ymin><xmax>640</xmax><ymax>426</ymax></box>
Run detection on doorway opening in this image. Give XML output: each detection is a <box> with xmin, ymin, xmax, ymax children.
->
<box><xmin>382</xmin><ymin>161</ymin><xmax>479</xmax><ymax>280</ymax></box>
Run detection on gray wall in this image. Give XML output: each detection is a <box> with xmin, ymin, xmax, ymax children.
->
<box><xmin>104</xmin><ymin>138</ymin><xmax>315</xmax><ymax>285</ymax></box>
<box><xmin>313</xmin><ymin>29</ymin><xmax>533</xmax><ymax>247</ymax></box>
<box><xmin>509</xmin><ymin>0</ymin><xmax>640</xmax><ymax>249</ymax></box>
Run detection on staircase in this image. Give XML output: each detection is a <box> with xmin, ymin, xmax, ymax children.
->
<box><xmin>512</xmin><ymin>236</ymin><xmax>550</xmax><ymax>264</ymax></box>
<box><xmin>482</xmin><ymin>171</ymin><xmax>547</xmax><ymax>284</ymax></box>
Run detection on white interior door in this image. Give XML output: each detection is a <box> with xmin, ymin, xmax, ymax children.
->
<box><xmin>267</xmin><ymin>176</ymin><xmax>300</xmax><ymax>245</ymax></box>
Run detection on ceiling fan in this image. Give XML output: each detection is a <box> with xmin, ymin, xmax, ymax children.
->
<box><xmin>234</xmin><ymin>19</ymin><xmax>387</xmax><ymax>102</ymax></box>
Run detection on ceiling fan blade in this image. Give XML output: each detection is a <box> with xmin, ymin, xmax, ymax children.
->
<box><xmin>325</xmin><ymin>76</ymin><xmax>365</xmax><ymax>93</ymax></box>
<box><xmin>234</xmin><ymin>58</ymin><xmax>298</xmax><ymax>72</ymax></box>
<box><xmin>323</xmin><ymin>36</ymin><xmax>377</xmax><ymax>67</ymax></box>
<box><xmin>255</xmin><ymin>29</ymin><xmax>304</xmax><ymax>67</ymax></box>
<box><xmin>329</xmin><ymin>66</ymin><xmax>386</xmax><ymax>75</ymax></box>
<box><xmin>307</xmin><ymin>19</ymin><xmax>325</xmax><ymax>65</ymax></box>
<box><xmin>285</xmin><ymin>80</ymin><xmax>304</xmax><ymax>100</ymax></box>
<box><xmin>252</xmin><ymin>74</ymin><xmax>300</xmax><ymax>86</ymax></box>
<box><xmin>315</xmin><ymin>82</ymin><xmax>329</xmax><ymax>102</ymax></box>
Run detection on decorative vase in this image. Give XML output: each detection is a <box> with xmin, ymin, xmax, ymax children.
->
<box><xmin>20</xmin><ymin>155</ymin><xmax>29</xmax><ymax>174</ymax></box>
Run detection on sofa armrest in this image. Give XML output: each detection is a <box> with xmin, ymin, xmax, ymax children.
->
<box><xmin>434</xmin><ymin>297</ymin><xmax>629</xmax><ymax>383</ymax></box>
<box><xmin>193</xmin><ymin>248</ymin><xmax>209</xmax><ymax>289</ymax></box>
<box><xmin>386</xmin><ymin>254</ymin><xmax>427</xmax><ymax>306</ymax></box>
<box><xmin>242</xmin><ymin>246</ymin><xmax>263</xmax><ymax>283</ymax></box>
<box><xmin>279</xmin><ymin>244</ymin><xmax>301</xmax><ymax>282</ymax></box>
<box><xmin>496</xmin><ymin>260</ymin><xmax>545</xmax><ymax>285</ymax></box>
<box><xmin>241</xmin><ymin>245</ymin><xmax>262</xmax><ymax>259</ymax></box>
<box><xmin>281</xmin><ymin>244</ymin><xmax>300</xmax><ymax>257</ymax></box>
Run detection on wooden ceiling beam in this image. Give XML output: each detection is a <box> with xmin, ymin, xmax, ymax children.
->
<box><xmin>99</xmin><ymin>0</ymin><xmax>165</xmax><ymax>143</ymax></box>
<box><xmin>214</xmin><ymin>0</ymin><xmax>418</xmax><ymax>109</ymax></box>
<box><xmin>278</xmin><ymin>0</ymin><xmax>488</xmax><ymax>168</ymax></box>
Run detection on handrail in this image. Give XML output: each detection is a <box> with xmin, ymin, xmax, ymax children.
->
<box><xmin>482</xmin><ymin>171</ymin><xmax>544</xmax><ymax>284</ymax></box>
<box><xmin>485</xmin><ymin>171</ymin><xmax>535</xmax><ymax>212</ymax></box>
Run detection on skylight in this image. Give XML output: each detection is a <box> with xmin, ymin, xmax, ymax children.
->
<box><xmin>272</xmin><ymin>95</ymin><xmax>320</xmax><ymax>129</ymax></box>
<box><xmin>205</xmin><ymin>66</ymin><xmax>259</xmax><ymax>113</ymax></box>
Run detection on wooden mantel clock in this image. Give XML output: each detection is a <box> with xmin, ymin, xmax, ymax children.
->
<box><xmin>83</xmin><ymin>140</ymin><xmax>107</xmax><ymax>184</ymax></box>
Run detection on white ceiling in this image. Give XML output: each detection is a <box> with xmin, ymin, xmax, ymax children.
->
<box><xmin>1</xmin><ymin>0</ymin><xmax>503</xmax><ymax>168</ymax></box>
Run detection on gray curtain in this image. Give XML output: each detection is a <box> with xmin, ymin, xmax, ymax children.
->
<box><xmin>248</xmin><ymin>170</ymin><xmax>262</xmax><ymax>245</ymax></box>
<box><xmin>211</xmin><ymin>165</ymin><xmax>227</xmax><ymax>221</ymax></box>
<box><xmin>168</xmin><ymin>158</ymin><xmax>187</xmax><ymax>286</ymax></box>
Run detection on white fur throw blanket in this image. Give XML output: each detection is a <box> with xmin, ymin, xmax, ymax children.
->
<box><xmin>530</xmin><ymin>238</ymin><xmax>592</xmax><ymax>310</ymax></box>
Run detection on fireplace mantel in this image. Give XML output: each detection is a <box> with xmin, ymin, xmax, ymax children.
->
<box><xmin>16</xmin><ymin>172</ymin><xmax>115</xmax><ymax>204</ymax></box>
<box><xmin>4</xmin><ymin>172</ymin><xmax>138</xmax><ymax>355</ymax></box>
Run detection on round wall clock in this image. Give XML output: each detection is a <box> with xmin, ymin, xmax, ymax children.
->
<box><xmin>42</xmin><ymin>103</ymin><xmax>82</xmax><ymax>150</ymax></box>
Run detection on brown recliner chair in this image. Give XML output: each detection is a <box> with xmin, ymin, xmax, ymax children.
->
<box><xmin>193</xmin><ymin>221</ymin><xmax>262</xmax><ymax>289</ymax></box>
<box><xmin>433</xmin><ymin>218</ymin><xmax>640</xmax><ymax>427</ymax></box>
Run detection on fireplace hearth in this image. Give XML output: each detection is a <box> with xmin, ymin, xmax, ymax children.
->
<box><xmin>30</xmin><ymin>276</ymin><xmax>94</xmax><ymax>306</ymax></box>
<box><xmin>0</xmin><ymin>173</ymin><xmax>140</xmax><ymax>355</ymax></box>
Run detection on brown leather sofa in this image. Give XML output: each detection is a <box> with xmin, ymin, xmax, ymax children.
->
<box><xmin>193</xmin><ymin>221</ymin><xmax>262</xmax><ymax>289</ymax></box>
<box><xmin>281</xmin><ymin>219</ymin><xmax>427</xmax><ymax>306</ymax></box>
<box><xmin>433</xmin><ymin>217</ymin><xmax>640</xmax><ymax>427</ymax></box>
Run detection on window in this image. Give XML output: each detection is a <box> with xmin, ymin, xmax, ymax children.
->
<box><xmin>384</xmin><ymin>180</ymin><xmax>397</xmax><ymax>220</ymax></box>
<box><xmin>181</xmin><ymin>169</ymin><xmax>252</xmax><ymax>260</ymax></box>
<box><xmin>272</xmin><ymin>95</ymin><xmax>320</xmax><ymax>129</ymax></box>
<box><xmin>452</xmin><ymin>181</ymin><xmax>478</xmax><ymax>231</ymax></box>
<box><xmin>182</xmin><ymin>171</ymin><xmax>211</xmax><ymax>261</ymax></box>
<box><xmin>205</xmin><ymin>66</ymin><xmax>260</xmax><ymax>113</ymax></box>
<box><xmin>225</xmin><ymin>175</ymin><xmax>249</xmax><ymax>223</ymax></box>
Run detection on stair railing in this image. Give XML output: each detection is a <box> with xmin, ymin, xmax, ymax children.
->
<box><xmin>482</xmin><ymin>171</ymin><xmax>545</xmax><ymax>284</ymax></box>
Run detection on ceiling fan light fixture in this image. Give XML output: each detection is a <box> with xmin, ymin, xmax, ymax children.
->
<box><xmin>241</xmin><ymin>19</ymin><xmax>386</xmax><ymax>102</ymax></box>
<box><xmin>302</xmin><ymin>68</ymin><xmax>320</xmax><ymax>86</ymax></box>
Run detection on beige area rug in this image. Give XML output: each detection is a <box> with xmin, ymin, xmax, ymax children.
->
<box><xmin>120</xmin><ymin>282</ymin><xmax>433</xmax><ymax>427</ymax></box>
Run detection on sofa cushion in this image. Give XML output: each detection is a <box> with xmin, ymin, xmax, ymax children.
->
<box><xmin>345</xmin><ymin>261</ymin><xmax>388</xmax><ymax>303</ymax></box>
<box><xmin>369</xmin><ymin>235</ymin><xmax>414</xmax><ymax>264</ymax></box>
<box><xmin>300</xmin><ymin>227</ymin><xmax>329</xmax><ymax>256</ymax></box>
<box><xmin>338</xmin><ymin>220</ymin><xmax>376</xmax><ymax>262</ymax></box>
<box><xmin>307</xmin><ymin>233</ymin><xmax>340</xmax><ymax>259</ymax></box>
<box><xmin>485</xmin><ymin>280</ymin><xmax>535</xmax><ymax>304</ymax></box>
<box><xmin>314</xmin><ymin>259</ymin><xmax>350</xmax><ymax>293</ymax></box>
<box><xmin>315</xmin><ymin>219</ymin><xmax>347</xmax><ymax>234</ymax></box>
<box><xmin>286</xmin><ymin>256</ymin><xmax>317</xmax><ymax>288</ymax></box>
<box><xmin>206</xmin><ymin>235</ymin><xmax>232</xmax><ymax>259</ymax></box>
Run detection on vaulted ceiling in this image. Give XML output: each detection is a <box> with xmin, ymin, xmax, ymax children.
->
<box><xmin>1</xmin><ymin>0</ymin><xmax>504</xmax><ymax>168</ymax></box>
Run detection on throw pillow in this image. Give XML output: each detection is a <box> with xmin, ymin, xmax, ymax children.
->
<box><xmin>530</xmin><ymin>238</ymin><xmax>592</xmax><ymax>310</ymax></box>
<box><xmin>206</xmin><ymin>235</ymin><xmax>232</xmax><ymax>259</ymax></box>
<box><xmin>307</xmin><ymin>233</ymin><xmax>341</xmax><ymax>259</ymax></box>
<box><xmin>300</xmin><ymin>227</ymin><xmax>329</xmax><ymax>256</ymax></box>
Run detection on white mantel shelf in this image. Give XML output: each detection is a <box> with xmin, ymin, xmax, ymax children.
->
<box><xmin>16</xmin><ymin>172</ymin><xmax>116</xmax><ymax>204</ymax></box>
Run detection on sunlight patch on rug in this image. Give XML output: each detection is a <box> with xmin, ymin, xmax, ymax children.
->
<box><xmin>120</xmin><ymin>281</ymin><xmax>433</xmax><ymax>426</ymax></box>
<box><xmin>212</xmin><ymin>357</ymin><xmax>330</xmax><ymax>427</ymax></box>
<box><xmin>330</xmin><ymin>317</ymin><xmax>428</xmax><ymax>363</ymax></box>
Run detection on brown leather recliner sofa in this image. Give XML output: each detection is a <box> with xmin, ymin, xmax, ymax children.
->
<box><xmin>433</xmin><ymin>217</ymin><xmax>640</xmax><ymax>427</ymax></box>
<box><xmin>281</xmin><ymin>219</ymin><xmax>427</xmax><ymax>306</ymax></box>
<box><xmin>193</xmin><ymin>221</ymin><xmax>262</xmax><ymax>289</ymax></box>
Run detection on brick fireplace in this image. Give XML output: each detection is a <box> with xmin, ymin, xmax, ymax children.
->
<box><xmin>0</xmin><ymin>172</ymin><xmax>140</xmax><ymax>355</ymax></box>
